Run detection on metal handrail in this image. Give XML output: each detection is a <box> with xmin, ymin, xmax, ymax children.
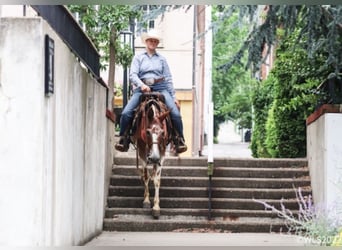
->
<box><xmin>31</xmin><ymin>5</ymin><xmax>102</xmax><ymax>83</ymax></box>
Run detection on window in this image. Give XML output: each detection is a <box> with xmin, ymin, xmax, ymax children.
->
<box><xmin>136</xmin><ymin>5</ymin><xmax>158</xmax><ymax>33</ymax></box>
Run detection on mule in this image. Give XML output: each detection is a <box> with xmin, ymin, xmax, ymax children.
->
<box><xmin>130</xmin><ymin>92</ymin><xmax>172</xmax><ymax>219</ymax></box>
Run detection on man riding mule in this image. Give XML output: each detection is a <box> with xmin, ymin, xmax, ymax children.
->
<box><xmin>115</xmin><ymin>29</ymin><xmax>187</xmax><ymax>154</ymax></box>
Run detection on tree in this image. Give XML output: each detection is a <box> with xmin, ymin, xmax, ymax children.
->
<box><xmin>213</xmin><ymin>5</ymin><xmax>342</xmax><ymax>157</ymax></box>
<box><xmin>212</xmin><ymin>6</ymin><xmax>256</xmax><ymax>138</ymax></box>
<box><xmin>251</xmin><ymin>22</ymin><xmax>333</xmax><ymax>158</ymax></box>
<box><xmin>67</xmin><ymin>5</ymin><xmax>139</xmax><ymax>110</ymax></box>
<box><xmin>217</xmin><ymin>5</ymin><xmax>342</xmax><ymax>76</ymax></box>
<box><xmin>67</xmin><ymin>5</ymin><xmax>184</xmax><ymax>110</ymax></box>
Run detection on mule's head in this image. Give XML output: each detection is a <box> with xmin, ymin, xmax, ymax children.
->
<box><xmin>145</xmin><ymin>107</ymin><xmax>169</xmax><ymax>165</ymax></box>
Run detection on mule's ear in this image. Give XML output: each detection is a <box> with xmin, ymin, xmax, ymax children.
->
<box><xmin>158</xmin><ymin>110</ymin><xmax>170</xmax><ymax>122</ymax></box>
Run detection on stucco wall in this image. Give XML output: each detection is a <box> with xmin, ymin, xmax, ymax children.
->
<box><xmin>307</xmin><ymin>112</ymin><xmax>342</xmax><ymax>213</ymax></box>
<box><xmin>0</xmin><ymin>17</ymin><xmax>107</xmax><ymax>246</ymax></box>
<box><xmin>133</xmin><ymin>7</ymin><xmax>194</xmax><ymax>91</ymax></box>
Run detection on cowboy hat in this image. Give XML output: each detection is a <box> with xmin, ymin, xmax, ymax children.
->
<box><xmin>141</xmin><ymin>29</ymin><xmax>162</xmax><ymax>44</ymax></box>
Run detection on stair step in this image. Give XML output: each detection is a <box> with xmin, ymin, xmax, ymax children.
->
<box><xmin>107</xmin><ymin>196</ymin><xmax>300</xmax><ymax>210</ymax></box>
<box><xmin>113</xmin><ymin>165</ymin><xmax>309</xmax><ymax>178</ymax></box>
<box><xmin>109</xmin><ymin>185</ymin><xmax>312</xmax><ymax>199</ymax></box>
<box><xmin>110</xmin><ymin>175</ymin><xmax>311</xmax><ymax>188</ymax></box>
<box><xmin>103</xmin><ymin>215</ymin><xmax>287</xmax><ymax>232</ymax></box>
<box><xmin>105</xmin><ymin>207</ymin><xmax>298</xmax><ymax>218</ymax></box>
<box><xmin>107</xmin><ymin>157</ymin><xmax>311</xmax><ymax>233</ymax></box>
<box><xmin>114</xmin><ymin>156</ymin><xmax>307</xmax><ymax>168</ymax></box>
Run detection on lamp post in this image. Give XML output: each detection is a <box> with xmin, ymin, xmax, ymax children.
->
<box><xmin>119</xmin><ymin>30</ymin><xmax>133</xmax><ymax>108</ymax></box>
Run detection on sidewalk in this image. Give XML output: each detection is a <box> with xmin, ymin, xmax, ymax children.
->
<box><xmin>85</xmin><ymin>232</ymin><xmax>307</xmax><ymax>246</ymax></box>
<box><xmin>202</xmin><ymin>121</ymin><xmax>253</xmax><ymax>159</ymax></box>
<box><xmin>202</xmin><ymin>142</ymin><xmax>252</xmax><ymax>159</ymax></box>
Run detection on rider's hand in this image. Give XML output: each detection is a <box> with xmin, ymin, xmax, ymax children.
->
<box><xmin>141</xmin><ymin>84</ymin><xmax>151</xmax><ymax>93</ymax></box>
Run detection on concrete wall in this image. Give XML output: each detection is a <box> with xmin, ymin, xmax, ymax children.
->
<box><xmin>307</xmin><ymin>110</ymin><xmax>342</xmax><ymax>213</ymax></box>
<box><xmin>0</xmin><ymin>17</ymin><xmax>108</xmax><ymax>246</ymax></box>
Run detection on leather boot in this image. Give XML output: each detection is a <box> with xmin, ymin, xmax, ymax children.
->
<box><xmin>115</xmin><ymin>136</ymin><xmax>130</xmax><ymax>152</ymax></box>
<box><xmin>176</xmin><ymin>137</ymin><xmax>187</xmax><ymax>154</ymax></box>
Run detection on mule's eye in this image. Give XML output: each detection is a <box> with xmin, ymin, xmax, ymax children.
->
<box><xmin>146</xmin><ymin>130</ymin><xmax>151</xmax><ymax>137</ymax></box>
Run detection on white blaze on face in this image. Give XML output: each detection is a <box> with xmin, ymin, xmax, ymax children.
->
<box><xmin>149</xmin><ymin>132</ymin><xmax>160</xmax><ymax>163</ymax></box>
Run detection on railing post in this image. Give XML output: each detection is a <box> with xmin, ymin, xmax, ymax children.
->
<box><xmin>207</xmin><ymin>102</ymin><xmax>214</xmax><ymax>220</ymax></box>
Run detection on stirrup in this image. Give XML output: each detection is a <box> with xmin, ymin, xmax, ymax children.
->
<box><xmin>115</xmin><ymin>137</ymin><xmax>130</xmax><ymax>152</ymax></box>
<box><xmin>177</xmin><ymin>144</ymin><xmax>187</xmax><ymax>154</ymax></box>
<box><xmin>175</xmin><ymin>137</ymin><xmax>187</xmax><ymax>154</ymax></box>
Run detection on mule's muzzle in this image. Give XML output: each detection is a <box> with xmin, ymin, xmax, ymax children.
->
<box><xmin>148</xmin><ymin>142</ymin><xmax>161</xmax><ymax>164</ymax></box>
<box><xmin>148</xmin><ymin>152</ymin><xmax>161</xmax><ymax>164</ymax></box>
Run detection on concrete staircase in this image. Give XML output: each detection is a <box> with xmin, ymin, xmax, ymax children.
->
<box><xmin>103</xmin><ymin>156</ymin><xmax>311</xmax><ymax>233</ymax></box>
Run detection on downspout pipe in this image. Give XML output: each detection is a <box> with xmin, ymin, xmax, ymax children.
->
<box><xmin>192</xmin><ymin>5</ymin><xmax>198</xmax><ymax>156</ymax></box>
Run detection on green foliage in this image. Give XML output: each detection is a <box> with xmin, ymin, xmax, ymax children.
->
<box><xmin>250</xmin><ymin>73</ymin><xmax>275</xmax><ymax>158</ymax></box>
<box><xmin>265</xmin><ymin>103</ymin><xmax>278</xmax><ymax>157</ymax></box>
<box><xmin>217</xmin><ymin>5</ymin><xmax>342</xmax><ymax>75</ymax></box>
<box><xmin>267</xmin><ymin>27</ymin><xmax>330</xmax><ymax>158</ymax></box>
<box><xmin>67</xmin><ymin>5</ymin><xmax>184</xmax><ymax>70</ymax></box>
<box><xmin>212</xmin><ymin>6</ymin><xmax>255</xmax><ymax>135</ymax></box>
<box><xmin>251</xmin><ymin>22</ymin><xmax>333</xmax><ymax>158</ymax></box>
<box><xmin>222</xmin><ymin>87</ymin><xmax>253</xmax><ymax>129</ymax></box>
<box><xmin>114</xmin><ymin>83</ymin><xmax>123</xmax><ymax>96</ymax></box>
<box><xmin>67</xmin><ymin>5</ymin><xmax>140</xmax><ymax>70</ymax></box>
<box><xmin>116</xmin><ymin>43</ymin><xmax>134</xmax><ymax>68</ymax></box>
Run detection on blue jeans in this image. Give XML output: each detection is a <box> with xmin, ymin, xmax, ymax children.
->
<box><xmin>119</xmin><ymin>84</ymin><xmax>184</xmax><ymax>138</ymax></box>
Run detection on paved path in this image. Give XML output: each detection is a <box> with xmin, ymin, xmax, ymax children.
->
<box><xmin>85</xmin><ymin>232</ymin><xmax>307</xmax><ymax>246</ymax></box>
<box><xmin>202</xmin><ymin>142</ymin><xmax>252</xmax><ymax>159</ymax></box>
<box><xmin>202</xmin><ymin>121</ymin><xmax>253</xmax><ymax>159</ymax></box>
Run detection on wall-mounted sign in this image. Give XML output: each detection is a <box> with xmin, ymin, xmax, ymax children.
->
<box><xmin>45</xmin><ymin>35</ymin><xmax>54</xmax><ymax>96</ymax></box>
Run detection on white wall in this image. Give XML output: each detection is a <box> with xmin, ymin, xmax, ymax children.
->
<box><xmin>0</xmin><ymin>17</ymin><xmax>108</xmax><ymax>246</ymax></box>
<box><xmin>307</xmin><ymin>112</ymin><xmax>342</xmax><ymax>213</ymax></box>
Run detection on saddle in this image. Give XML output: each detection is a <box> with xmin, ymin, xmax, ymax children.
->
<box><xmin>139</xmin><ymin>92</ymin><xmax>165</xmax><ymax>103</ymax></box>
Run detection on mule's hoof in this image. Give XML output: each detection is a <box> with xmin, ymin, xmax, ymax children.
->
<box><xmin>152</xmin><ymin>209</ymin><xmax>160</xmax><ymax>219</ymax></box>
<box><xmin>143</xmin><ymin>202</ymin><xmax>151</xmax><ymax>209</ymax></box>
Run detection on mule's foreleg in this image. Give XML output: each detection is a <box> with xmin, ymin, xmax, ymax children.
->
<box><xmin>152</xmin><ymin>164</ymin><xmax>162</xmax><ymax>219</ymax></box>
<box><xmin>142</xmin><ymin>166</ymin><xmax>151</xmax><ymax>209</ymax></box>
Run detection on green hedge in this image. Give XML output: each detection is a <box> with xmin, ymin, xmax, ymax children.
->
<box><xmin>251</xmin><ymin>27</ymin><xmax>331</xmax><ymax>158</ymax></box>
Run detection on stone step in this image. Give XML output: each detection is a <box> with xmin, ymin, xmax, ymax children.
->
<box><xmin>105</xmin><ymin>207</ymin><xmax>297</xmax><ymax>219</ymax></box>
<box><xmin>107</xmin><ymin>157</ymin><xmax>311</xmax><ymax>233</ymax></box>
<box><xmin>113</xmin><ymin>165</ymin><xmax>309</xmax><ymax>178</ymax></box>
<box><xmin>110</xmin><ymin>175</ymin><xmax>311</xmax><ymax>189</ymax></box>
<box><xmin>114</xmin><ymin>156</ymin><xmax>307</xmax><ymax>168</ymax></box>
<box><xmin>103</xmin><ymin>215</ymin><xmax>287</xmax><ymax>233</ymax></box>
<box><xmin>107</xmin><ymin>196</ymin><xmax>300</xmax><ymax>210</ymax></box>
<box><xmin>109</xmin><ymin>185</ymin><xmax>312</xmax><ymax>199</ymax></box>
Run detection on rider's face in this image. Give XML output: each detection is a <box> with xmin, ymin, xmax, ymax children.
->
<box><xmin>146</xmin><ymin>39</ymin><xmax>159</xmax><ymax>50</ymax></box>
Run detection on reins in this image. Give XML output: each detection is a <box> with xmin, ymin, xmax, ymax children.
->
<box><xmin>133</xmin><ymin>93</ymin><xmax>170</xmax><ymax>168</ymax></box>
